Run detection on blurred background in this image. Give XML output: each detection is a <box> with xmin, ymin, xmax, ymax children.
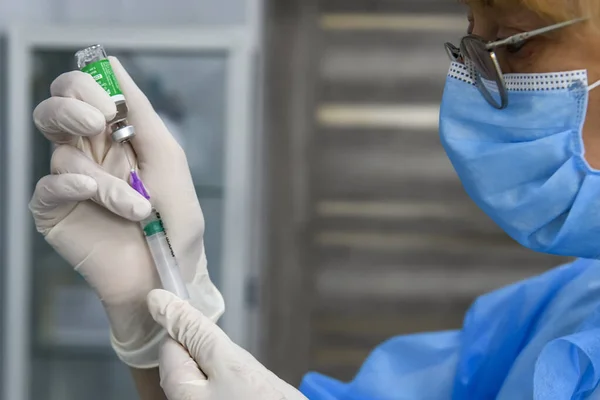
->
<box><xmin>0</xmin><ymin>0</ymin><xmax>570</xmax><ymax>399</ymax></box>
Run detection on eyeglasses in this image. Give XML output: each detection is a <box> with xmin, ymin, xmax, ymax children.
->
<box><xmin>444</xmin><ymin>18</ymin><xmax>587</xmax><ymax>109</ymax></box>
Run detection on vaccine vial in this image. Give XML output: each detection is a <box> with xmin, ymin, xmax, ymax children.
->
<box><xmin>75</xmin><ymin>45</ymin><xmax>135</xmax><ymax>143</ymax></box>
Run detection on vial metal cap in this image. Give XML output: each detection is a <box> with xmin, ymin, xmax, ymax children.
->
<box><xmin>111</xmin><ymin>125</ymin><xmax>136</xmax><ymax>143</ymax></box>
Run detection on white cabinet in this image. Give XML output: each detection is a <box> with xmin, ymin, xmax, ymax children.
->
<box><xmin>2</xmin><ymin>26</ymin><xmax>257</xmax><ymax>400</ymax></box>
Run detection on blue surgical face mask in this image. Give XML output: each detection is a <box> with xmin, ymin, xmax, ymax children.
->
<box><xmin>439</xmin><ymin>61</ymin><xmax>600</xmax><ymax>258</ymax></box>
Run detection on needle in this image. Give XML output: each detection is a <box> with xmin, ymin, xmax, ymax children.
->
<box><xmin>123</xmin><ymin>142</ymin><xmax>135</xmax><ymax>171</ymax></box>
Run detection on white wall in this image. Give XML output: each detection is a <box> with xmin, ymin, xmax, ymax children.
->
<box><xmin>0</xmin><ymin>0</ymin><xmax>255</xmax><ymax>29</ymax></box>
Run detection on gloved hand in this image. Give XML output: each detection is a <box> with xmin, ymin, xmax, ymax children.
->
<box><xmin>29</xmin><ymin>57</ymin><xmax>224</xmax><ymax>368</ymax></box>
<box><xmin>147</xmin><ymin>289</ymin><xmax>308</xmax><ymax>400</ymax></box>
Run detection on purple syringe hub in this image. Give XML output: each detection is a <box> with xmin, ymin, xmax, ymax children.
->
<box><xmin>130</xmin><ymin>170</ymin><xmax>151</xmax><ymax>200</ymax></box>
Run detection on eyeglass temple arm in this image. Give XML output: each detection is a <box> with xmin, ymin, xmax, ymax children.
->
<box><xmin>485</xmin><ymin>17</ymin><xmax>588</xmax><ymax>50</ymax></box>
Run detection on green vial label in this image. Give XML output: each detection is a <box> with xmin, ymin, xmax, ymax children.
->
<box><xmin>143</xmin><ymin>220</ymin><xmax>165</xmax><ymax>237</ymax></box>
<box><xmin>81</xmin><ymin>59</ymin><xmax>123</xmax><ymax>98</ymax></box>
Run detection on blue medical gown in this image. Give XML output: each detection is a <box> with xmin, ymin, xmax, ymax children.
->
<box><xmin>300</xmin><ymin>259</ymin><xmax>600</xmax><ymax>399</ymax></box>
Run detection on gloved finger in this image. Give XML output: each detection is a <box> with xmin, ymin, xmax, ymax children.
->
<box><xmin>160</xmin><ymin>337</ymin><xmax>208</xmax><ymax>382</ymax></box>
<box><xmin>159</xmin><ymin>338</ymin><xmax>208</xmax><ymax>399</ymax></box>
<box><xmin>34</xmin><ymin>97</ymin><xmax>108</xmax><ymax>145</ymax></box>
<box><xmin>29</xmin><ymin>173</ymin><xmax>98</xmax><ymax>236</ymax></box>
<box><xmin>50</xmin><ymin>70</ymin><xmax>117</xmax><ymax>119</ymax></box>
<box><xmin>34</xmin><ymin>71</ymin><xmax>117</xmax><ymax>144</ymax></box>
<box><xmin>52</xmin><ymin>145</ymin><xmax>152</xmax><ymax>221</ymax></box>
<box><xmin>147</xmin><ymin>289</ymin><xmax>239</xmax><ymax>377</ymax></box>
<box><xmin>108</xmin><ymin>57</ymin><xmax>180</xmax><ymax>162</ymax></box>
<box><xmin>232</xmin><ymin>342</ymin><xmax>288</xmax><ymax>387</ymax></box>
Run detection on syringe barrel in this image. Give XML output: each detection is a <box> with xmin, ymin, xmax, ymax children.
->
<box><xmin>75</xmin><ymin>44</ymin><xmax>135</xmax><ymax>143</ymax></box>
<box><xmin>141</xmin><ymin>210</ymin><xmax>190</xmax><ymax>299</ymax></box>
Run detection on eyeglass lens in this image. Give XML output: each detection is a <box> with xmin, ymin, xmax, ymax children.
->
<box><xmin>461</xmin><ymin>36</ymin><xmax>505</xmax><ymax>108</ymax></box>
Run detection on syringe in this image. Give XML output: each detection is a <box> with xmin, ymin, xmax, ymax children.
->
<box><xmin>75</xmin><ymin>45</ymin><xmax>189</xmax><ymax>300</ymax></box>
<box><xmin>130</xmin><ymin>171</ymin><xmax>190</xmax><ymax>299</ymax></box>
<box><xmin>139</xmin><ymin>209</ymin><xmax>190</xmax><ymax>298</ymax></box>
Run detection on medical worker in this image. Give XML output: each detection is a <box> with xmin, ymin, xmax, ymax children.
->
<box><xmin>28</xmin><ymin>0</ymin><xmax>600</xmax><ymax>398</ymax></box>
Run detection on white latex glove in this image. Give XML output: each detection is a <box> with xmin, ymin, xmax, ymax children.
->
<box><xmin>29</xmin><ymin>57</ymin><xmax>224</xmax><ymax>368</ymax></box>
<box><xmin>147</xmin><ymin>289</ymin><xmax>308</xmax><ymax>400</ymax></box>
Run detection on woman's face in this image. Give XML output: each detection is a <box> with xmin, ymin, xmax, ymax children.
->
<box><xmin>469</xmin><ymin>4</ymin><xmax>600</xmax><ymax>167</ymax></box>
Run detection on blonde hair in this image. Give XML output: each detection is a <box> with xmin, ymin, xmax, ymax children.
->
<box><xmin>468</xmin><ymin>0</ymin><xmax>600</xmax><ymax>23</ymax></box>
